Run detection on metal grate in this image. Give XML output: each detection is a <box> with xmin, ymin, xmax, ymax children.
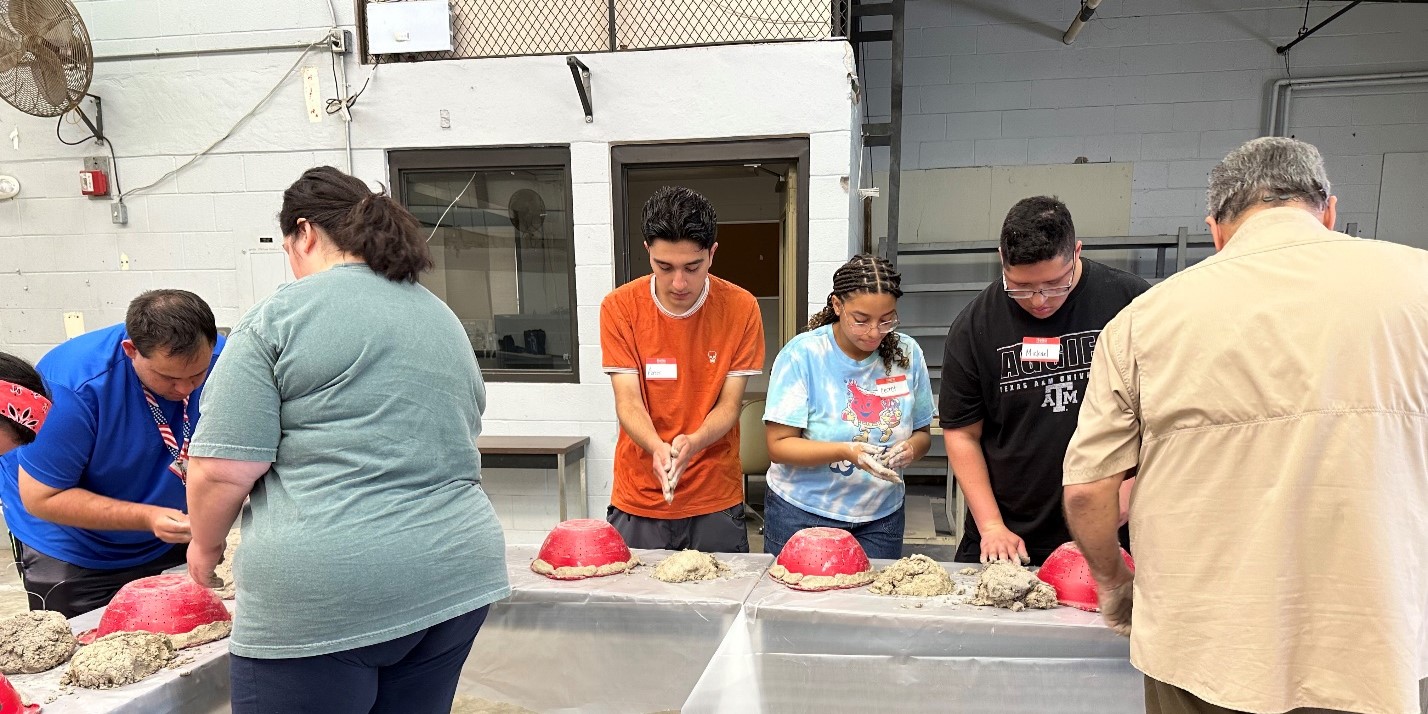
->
<box><xmin>364</xmin><ymin>0</ymin><xmax>850</xmax><ymax>64</ymax></box>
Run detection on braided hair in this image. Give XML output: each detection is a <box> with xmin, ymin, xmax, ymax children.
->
<box><xmin>808</xmin><ymin>253</ymin><xmax>909</xmax><ymax>373</ymax></box>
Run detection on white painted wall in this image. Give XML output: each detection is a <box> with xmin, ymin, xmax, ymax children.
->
<box><xmin>0</xmin><ymin>0</ymin><xmax>860</xmax><ymax>543</ymax></box>
<box><xmin>861</xmin><ymin>0</ymin><xmax>1428</xmax><ymax>241</ymax></box>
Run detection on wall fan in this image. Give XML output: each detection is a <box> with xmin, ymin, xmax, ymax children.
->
<box><xmin>0</xmin><ymin>0</ymin><xmax>103</xmax><ymax>137</ymax></box>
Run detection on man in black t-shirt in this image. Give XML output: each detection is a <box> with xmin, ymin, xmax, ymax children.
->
<box><xmin>940</xmin><ymin>196</ymin><xmax>1149</xmax><ymax>565</ymax></box>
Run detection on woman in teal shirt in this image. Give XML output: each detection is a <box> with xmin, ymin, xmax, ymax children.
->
<box><xmin>762</xmin><ymin>254</ymin><xmax>935</xmax><ymax>559</ymax></box>
<box><xmin>186</xmin><ymin>167</ymin><xmax>509</xmax><ymax>713</ymax></box>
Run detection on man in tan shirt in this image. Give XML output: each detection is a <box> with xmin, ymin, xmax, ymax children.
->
<box><xmin>1063</xmin><ymin>137</ymin><xmax>1428</xmax><ymax>714</ymax></box>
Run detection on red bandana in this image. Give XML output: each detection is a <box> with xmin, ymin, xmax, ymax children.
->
<box><xmin>1</xmin><ymin>381</ymin><xmax>51</xmax><ymax>435</ymax></box>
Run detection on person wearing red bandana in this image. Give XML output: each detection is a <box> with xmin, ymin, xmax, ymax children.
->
<box><xmin>0</xmin><ymin>290</ymin><xmax>223</xmax><ymax>617</ymax></box>
<box><xmin>0</xmin><ymin>353</ymin><xmax>49</xmax><ymax>456</ymax></box>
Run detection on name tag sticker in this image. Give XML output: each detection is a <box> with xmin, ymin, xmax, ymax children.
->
<box><xmin>1020</xmin><ymin>337</ymin><xmax>1061</xmax><ymax>363</ymax></box>
<box><xmin>874</xmin><ymin>375</ymin><xmax>911</xmax><ymax>398</ymax></box>
<box><xmin>645</xmin><ymin>358</ymin><xmax>677</xmax><ymax>380</ymax></box>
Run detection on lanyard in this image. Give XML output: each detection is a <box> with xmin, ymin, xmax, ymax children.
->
<box><xmin>142</xmin><ymin>387</ymin><xmax>190</xmax><ymax>484</ymax></box>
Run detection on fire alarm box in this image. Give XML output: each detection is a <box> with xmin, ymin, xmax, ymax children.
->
<box><xmin>80</xmin><ymin>169</ymin><xmax>109</xmax><ymax>197</ymax></box>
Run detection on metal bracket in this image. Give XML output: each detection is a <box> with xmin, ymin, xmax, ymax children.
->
<box><xmin>1277</xmin><ymin>0</ymin><xmax>1362</xmax><ymax>55</ymax></box>
<box><xmin>567</xmin><ymin>56</ymin><xmax>593</xmax><ymax>123</ymax></box>
<box><xmin>75</xmin><ymin>94</ymin><xmax>104</xmax><ymax>143</ymax></box>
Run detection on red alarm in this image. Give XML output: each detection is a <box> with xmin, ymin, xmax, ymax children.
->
<box><xmin>80</xmin><ymin>169</ymin><xmax>109</xmax><ymax>196</ymax></box>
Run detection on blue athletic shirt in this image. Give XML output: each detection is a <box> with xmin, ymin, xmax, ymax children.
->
<box><xmin>0</xmin><ymin>324</ymin><xmax>224</xmax><ymax>569</ymax></box>
<box><xmin>763</xmin><ymin>325</ymin><xmax>934</xmax><ymax>523</ymax></box>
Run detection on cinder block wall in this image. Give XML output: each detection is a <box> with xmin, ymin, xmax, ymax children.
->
<box><xmin>861</xmin><ymin>0</ymin><xmax>1428</xmax><ymax>239</ymax></box>
<box><xmin>0</xmin><ymin>1</ymin><xmax>859</xmax><ymax>541</ymax></box>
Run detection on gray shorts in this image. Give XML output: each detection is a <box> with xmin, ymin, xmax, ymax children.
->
<box><xmin>606</xmin><ymin>504</ymin><xmax>749</xmax><ymax>553</ymax></box>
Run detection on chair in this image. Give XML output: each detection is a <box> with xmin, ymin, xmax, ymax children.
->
<box><xmin>738</xmin><ymin>398</ymin><xmax>769</xmax><ymax>527</ymax></box>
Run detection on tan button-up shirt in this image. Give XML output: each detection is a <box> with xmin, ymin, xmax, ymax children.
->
<box><xmin>1064</xmin><ymin>207</ymin><xmax>1428</xmax><ymax>714</ymax></box>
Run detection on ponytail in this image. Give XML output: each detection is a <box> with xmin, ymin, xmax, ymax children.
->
<box><xmin>337</xmin><ymin>193</ymin><xmax>432</xmax><ymax>282</ymax></box>
<box><xmin>279</xmin><ymin>166</ymin><xmax>433</xmax><ymax>283</ymax></box>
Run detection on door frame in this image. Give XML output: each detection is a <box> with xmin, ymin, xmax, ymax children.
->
<box><xmin>610</xmin><ymin>138</ymin><xmax>811</xmax><ymax>335</ymax></box>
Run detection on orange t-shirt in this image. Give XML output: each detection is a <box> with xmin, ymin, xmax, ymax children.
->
<box><xmin>600</xmin><ymin>275</ymin><xmax>765</xmax><ymax>518</ymax></box>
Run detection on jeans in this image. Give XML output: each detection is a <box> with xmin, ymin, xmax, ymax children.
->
<box><xmin>761</xmin><ymin>489</ymin><xmax>905</xmax><ymax>560</ymax></box>
<box><xmin>230</xmin><ymin>606</ymin><xmax>490</xmax><ymax>714</ymax></box>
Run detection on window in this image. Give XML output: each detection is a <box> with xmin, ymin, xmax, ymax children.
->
<box><xmin>390</xmin><ymin>147</ymin><xmax>578</xmax><ymax>383</ymax></box>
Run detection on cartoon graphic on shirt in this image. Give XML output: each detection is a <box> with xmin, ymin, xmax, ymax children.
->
<box><xmin>842</xmin><ymin>381</ymin><xmax>902</xmax><ymax>444</ymax></box>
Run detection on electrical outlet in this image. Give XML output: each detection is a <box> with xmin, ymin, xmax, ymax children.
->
<box><xmin>329</xmin><ymin>29</ymin><xmax>352</xmax><ymax>54</ymax></box>
<box><xmin>439</xmin><ymin>109</ymin><xmax>451</xmax><ymax>129</ymax></box>
<box><xmin>111</xmin><ymin>201</ymin><xmax>128</xmax><ymax>225</ymax></box>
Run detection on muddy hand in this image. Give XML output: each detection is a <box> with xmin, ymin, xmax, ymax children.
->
<box><xmin>652</xmin><ymin>442</ymin><xmax>675</xmax><ymax>503</ymax></box>
<box><xmin>187</xmin><ymin>541</ymin><xmax>225</xmax><ymax>589</ymax></box>
<box><xmin>848</xmin><ymin>442</ymin><xmax>901</xmax><ymax>483</ymax></box>
<box><xmin>882</xmin><ymin>441</ymin><xmax>914</xmax><ymax>470</ymax></box>
<box><xmin>1098</xmin><ymin>575</ymin><xmax>1134</xmax><ymax>637</ymax></box>
<box><xmin>978</xmin><ymin>523</ymin><xmax>1029</xmax><ymax>565</ymax></box>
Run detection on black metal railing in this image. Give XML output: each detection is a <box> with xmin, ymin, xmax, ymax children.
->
<box><xmin>362</xmin><ymin>0</ymin><xmax>851</xmax><ymax>64</ymax></box>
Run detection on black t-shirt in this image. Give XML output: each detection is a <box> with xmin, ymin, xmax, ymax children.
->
<box><xmin>939</xmin><ymin>259</ymin><xmax>1149</xmax><ymax>564</ymax></box>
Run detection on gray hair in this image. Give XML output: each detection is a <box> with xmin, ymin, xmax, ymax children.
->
<box><xmin>1207</xmin><ymin>137</ymin><xmax>1331</xmax><ymax>223</ymax></box>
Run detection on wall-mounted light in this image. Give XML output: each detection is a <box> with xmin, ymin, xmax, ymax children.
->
<box><xmin>0</xmin><ymin>175</ymin><xmax>19</xmax><ymax>200</ymax></box>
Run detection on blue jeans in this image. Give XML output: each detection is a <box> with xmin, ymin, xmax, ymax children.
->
<box><xmin>230</xmin><ymin>606</ymin><xmax>490</xmax><ymax>714</ymax></box>
<box><xmin>762</xmin><ymin>489</ymin><xmax>905</xmax><ymax>560</ymax></box>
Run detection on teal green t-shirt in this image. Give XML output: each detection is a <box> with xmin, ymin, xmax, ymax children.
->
<box><xmin>191</xmin><ymin>264</ymin><xmax>510</xmax><ymax>659</ymax></box>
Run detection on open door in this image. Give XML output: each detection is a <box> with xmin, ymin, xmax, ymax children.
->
<box><xmin>612</xmin><ymin>140</ymin><xmax>811</xmax><ymax>395</ymax></box>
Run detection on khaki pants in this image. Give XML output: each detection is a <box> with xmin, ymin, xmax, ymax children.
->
<box><xmin>1144</xmin><ymin>676</ymin><xmax>1428</xmax><ymax>714</ymax></box>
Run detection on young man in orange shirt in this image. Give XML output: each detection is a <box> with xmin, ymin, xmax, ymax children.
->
<box><xmin>600</xmin><ymin>186</ymin><xmax>765</xmax><ymax>552</ymax></box>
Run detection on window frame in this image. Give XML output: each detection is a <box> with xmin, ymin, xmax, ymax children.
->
<box><xmin>389</xmin><ymin>145</ymin><xmax>580</xmax><ymax>384</ymax></box>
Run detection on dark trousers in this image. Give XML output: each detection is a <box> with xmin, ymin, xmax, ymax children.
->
<box><xmin>761</xmin><ymin>489</ymin><xmax>905</xmax><ymax>560</ymax></box>
<box><xmin>606</xmin><ymin>504</ymin><xmax>750</xmax><ymax>553</ymax></box>
<box><xmin>1143</xmin><ymin>675</ymin><xmax>1428</xmax><ymax>714</ymax></box>
<box><xmin>11</xmin><ymin>536</ymin><xmax>188</xmax><ymax>619</ymax></box>
<box><xmin>231</xmin><ymin>606</ymin><xmax>490</xmax><ymax>714</ymax></box>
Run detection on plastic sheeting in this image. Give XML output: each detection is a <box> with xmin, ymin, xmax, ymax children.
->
<box><xmin>457</xmin><ymin>546</ymin><xmax>774</xmax><ymax>714</ymax></box>
<box><xmin>683</xmin><ymin>561</ymin><xmax>1143</xmax><ymax>713</ymax></box>
<box><xmin>8</xmin><ymin>600</ymin><xmax>233</xmax><ymax>714</ymax></box>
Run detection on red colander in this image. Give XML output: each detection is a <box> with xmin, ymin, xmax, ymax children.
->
<box><xmin>1035</xmin><ymin>541</ymin><xmax>1135</xmax><ymax>612</ymax></box>
<box><xmin>773</xmin><ymin>527</ymin><xmax>873</xmax><ymax>590</ymax></box>
<box><xmin>0</xmin><ymin>673</ymin><xmax>39</xmax><ymax>714</ymax></box>
<box><xmin>76</xmin><ymin>574</ymin><xmax>231</xmax><ymax>644</ymax></box>
<box><xmin>532</xmin><ymin>519</ymin><xmax>634</xmax><ymax>580</ymax></box>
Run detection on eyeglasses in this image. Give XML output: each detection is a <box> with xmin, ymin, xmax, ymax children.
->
<box><xmin>1002</xmin><ymin>280</ymin><xmax>1072</xmax><ymax>300</ymax></box>
<box><xmin>1002</xmin><ymin>263</ymin><xmax>1075</xmax><ymax>300</ymax></box>
<box><xmin>847</xmin><ymin>317</ymin><xmax>900</xmax><ymax>335</ymax></box>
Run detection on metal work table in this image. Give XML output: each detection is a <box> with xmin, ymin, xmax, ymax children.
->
<box><xmin>457</xmin><ymin>544</ymin><xmax>774</xmax><ymax>714</ymax></box>
<box><xmin>478</xmin><ymin>435</ymin><xmax>591</xmax><ymax>520</ymax></box>
<box><xmin>683</xmin><ymin>560</ymin><xmax>1142</xmax><ymax>713</ymax></box>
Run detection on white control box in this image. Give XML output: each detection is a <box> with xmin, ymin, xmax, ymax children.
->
<box><xmin>365</xmin><ymin>0</ymin><xmax>454</xmax><ymax>55</ymax></box>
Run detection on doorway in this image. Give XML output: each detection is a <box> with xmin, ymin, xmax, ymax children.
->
<box><xmin>612</xmin><ymin>139</ymin><xmax>811</xmax><ymax>394</ymax></box>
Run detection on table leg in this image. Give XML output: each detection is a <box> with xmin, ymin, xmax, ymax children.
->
<box><xmin>578</xmin><ymin>448</ymin><xmax>588</xmax><ymax>519</ymax></box>
<box><xmin>556</xmin><ymin>453</ymin><xmax>568</xmax><ymax>522</ymax></box>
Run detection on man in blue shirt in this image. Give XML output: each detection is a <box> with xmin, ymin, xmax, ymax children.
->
<box><xmin>1</xmin><ymin>290</ymin><xmax>224</xmax><ymax>617</ymax></box>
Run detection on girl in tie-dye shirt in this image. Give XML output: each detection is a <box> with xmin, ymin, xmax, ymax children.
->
<box><xmin>761</xmin><ymin>255</ymin><xmax>934</xmax><ymax>559</ymax></box>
